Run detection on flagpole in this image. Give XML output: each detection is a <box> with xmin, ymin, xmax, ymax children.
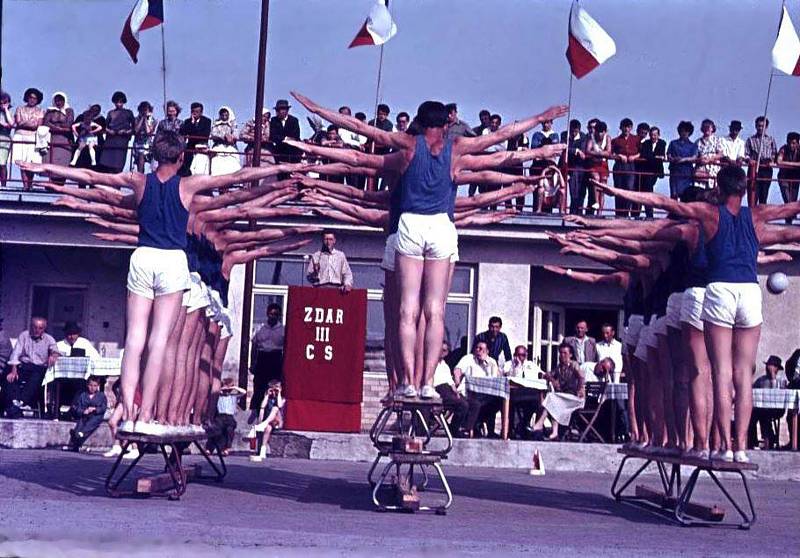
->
<box><xmin>160</xmin><ymin>24</ymin><xmax>168</xmax><ymax>113</ymax></box>
<box><xmin>565</xmin><ymin>0</ymin><xmax>576</xmax><ymax>215</ymax></box>
<box><xmin>365</xmin><ymin>0</ymin><xmax>389</xmax><ymax>192</ymax></box>
<box><xmin>238</xmin><ymin>0</ymin><xmax>271</xmax><ymax>397</ymax></box>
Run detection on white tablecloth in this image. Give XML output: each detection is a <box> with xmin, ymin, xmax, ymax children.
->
<box><xmin>752</xmin><ymin>388</ymin><xmax>800</xmax><ymax>411</ymax></box>
<box><xmin>43</xmin><ymin>356</ymin><xmax>122</xmax><ymax>386</ymax></box>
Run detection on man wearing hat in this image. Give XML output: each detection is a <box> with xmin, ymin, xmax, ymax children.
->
<box><xmin>269</xmin><ymin>99</ymin><xmax>301</xmax><ymax>164</ymax></box>
<box><xmin>56</xmin><ymin>322</ymin><xmax>100</xmax><ymax>360</ymax></box>
<box><xmin>747</xmin><ymin>355</ymin><xmax>788</xmax><ymax>449</ymax></box>
<box><xmin>720</xmin><ymin>120</ymin><xmax>745</xmax><ymax>167</ymax></box>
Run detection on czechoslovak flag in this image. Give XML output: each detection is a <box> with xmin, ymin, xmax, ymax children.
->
<box><xmin>120</xmin><ymin>0</ymin><xmax>164</xmax><ymax>63</ymax></box>
<box><xmin>566</xmin><ymin>4</ymin><xmax>616</xmax><ymax>79</ymax></box>
<box><xmin>772</xmin><ymin>6</ymin><xmax>800</xmax><ymax>76</ymax></box>
<box><xmin>348</xmin><ymin>1</ymin><xmax>397</xmax><ymax>48</ymax></box>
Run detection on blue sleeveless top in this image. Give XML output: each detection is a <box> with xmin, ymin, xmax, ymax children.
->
<box><xmin>185</xmin><ymin>234</ymin><xmax>199</xmax><ymax>272</ymax></box>
<box><xmin>399</xmin><ymin>135</ymin><xmax>457</xmax><ymax>217</ymax></box>
<box><xmin>137</xmin><ymin>172</ymin><xmax>189</xmax><ymax>249</ymax></box>
<box><xmin>388</xmin><ymin>184</ymin><xmax>402</xmax><ymax>234</ymax></box>
<box><xmin>705</xmin><ymin>205</ymin><xmax>758</xmax><ymax>283</ymax></box>
<box><xmin>686</xmin><ymin>225</ymin><xmax>708</xmax><ymax>288</ymax></box>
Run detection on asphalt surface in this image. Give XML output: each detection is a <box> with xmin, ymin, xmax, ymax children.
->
<box><xmin>0</xmin><ymin>449</ymin><xmax>797</xmax><ymax>557</ymax></box>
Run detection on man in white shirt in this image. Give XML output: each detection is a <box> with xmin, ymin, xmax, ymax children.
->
<box><xmin>433</xmin><ymin>342</ymin><xmax>472</xmax><ymax>437</ymax></box>
<box><xmin>57</xmin><ymin>322</ymin><xmax>100</xmax><ymax>359</ymax></box>
<box><xmin>503</xmin><ymin>345</ymin><xmax>540</xmax><ymax>378</ymax></box>
<box><xmin>454</xmin><ymin>341</ymin><xmax>501</xmax><ymax>437</ymax></box>
<box><xmin>336</xmin><ymin>105</ymin><xmax>367</xmax><ymax>150</ymax></box>
<box><xmin>720</xmin><ymin>120</ymin><xmax>745</xmax><ymax>167</ymax></box>
<box><xmin>595</xmin><ymin>324</ymin><xmax>623</xmax><ymax>382</ymax></box>
<box><xmin>504</xmin><ymin>345</ymin><xmax>545</xmax><ymax>439</ymax></box>
<box><xmin>249</xmin><ymin>303</ymin><xmax>285</xmax><ymax>423</ymax></box>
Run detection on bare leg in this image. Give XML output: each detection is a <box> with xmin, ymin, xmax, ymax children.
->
<box><xmin>156</xmin><ymin>306</ymin><xmax>186</xmax><ymax>423</ymax></box>
<box><xmin>396</xmin><ymin>254</ymin><xmax>424</xmax><ymax>387</ymax></box>
<box><xmin>684</xmin><ymin>323</ymin><xmax>711</xmax><ymax>452</ymax></box>
<box><xmin>667</xmin><ymin>326</ymin><xmax>689</xmax><ymax>451</ymax></box>
<box><xmin>731</xmin><ymin>326</ymin><xmax>761</xmax><ymax>452</ymax></box>
<box><xmin>646</xmin><ymin>346</ymin><xmax>666</xmax><ymax>448</ymax></box>
<box><xmin>120</xmin><ymin>292</ymin><xmax>154</xmax><ymax>421</ymax></box>
<box><xmin>382</xmin><ymin>269</ymin><xmax>400</xmax><ymax>394</ymax></box>
<box><xmin>420</xmin><ymin>258</ymin><xmax>452</xmax><ymax>388</ymax></box>
<box><xmin>192</xmin><ymin>321</ymin><xmax>216</xmax><ymax>424</ymax></box>
<box><xmin>704</xmin><ymin>322</ymin><xmax>734</xmax><ymax>453</ymax></box>
<box><xmin>656</xmin><ymin>333</ymin><xmax>678</xmax><ymax>449</ymax></box>
<box><xmin>137</xmin><ymin>291</ymin><xmax>184</xmax><ymax>424</ymax></box>
<box><xmin>413</xmin><ymin>313</ymin><xmax>426</xmax><ymax>388</ymax></box>
<box><xmin>179</xmin><ymin>313</ymin><xmax>207</xmax><ymax>424</ymax></box>
<box><xmin>207</xmin><ymin>325</ymin><xmax>227</xmax><ymax>422</ymax></box>
<box><xmin>623</xmin><ymin>348</ymin><xmax>640</xmax><ymax>444</ymax></box>
<box><xmin>168</xmin><ymin>309</ymin><xmax>201</xmax><ymax>424</ymax></box>
<box><xmin>632</xmin><ymin>355</ymin><xmax>651</xmax><ymax>446</ymax></box>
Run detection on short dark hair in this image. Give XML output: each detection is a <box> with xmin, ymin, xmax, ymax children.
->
<box><xmin>680</xmin><ymin>186</ymin><xmax>706</xmax><ymax>203</ymax></box>
<box><xmin>152</xmin><ymin>131</ymin><xmax>185</xmax><ymax>163</ymax></box>
<box><xmin>445</xmin><ymin>103</ymin><xmax>458</xmax><ymax>114</ymax></box>
<box><xmin>755</xmin><ymin>116</ymin><xmax>769</xmax><ymax>127</ymax></box>
<box><xmin>677</xmin><ymin>120</ymin><xmax>694</xmax><ymax>135</ymax></box>
<box><xmin>717</xmin><ymin>165</ymin><xmax>747</xmax><ymax>198</ymax></box>
<box><xmin>787</xmin><ymin>132</ymin><xmax>800</xmax><ymax>143</ymax></box>
<box><xmin>266</xmin><ymin>303</ymin><xmax>282</xmax><ymax>314</ymax></box>
<box><xmin>86</xmin><ymin>375</ymin><xmax>101</xmax><ymax>385</ymax></box>
<box><xmin>620</xmin><ymin>118</ymin><xmax>633</xmax><ymax>129</ymax></box>
<box><xmin>397</xmin><ymin>111</ymin><xmax>410</xmax><ymax>121</ymax></box>
<box><xmin>558</xmin><ymin>342</ymin><xmax>574</xmax><ymax>358</ymax></box>
<box><xmin>474</xmin><ymin>340</ymin><xmax>488</xmax><ymax>352</ymax></box>
<box><xmin>490</xmin><ymin>114</ymin><xmax>502</xmax><ymax>123</ymax></box>
<box><xmin>321</xmin><ymin>229</ymin><xmax>336</xmax><ymax>238</ymax></box>
<box><xmin>137</xmin><ymin>101</ymin><xmax>153</xmax><ymax>113</ymax></box>
<box><xmin>636</xmin><ymin>122</ymin><xmax>650</xmax><ymax>133</ymax></box>
<box><xmin>338</xmin><ymin>106</ymin><xmax>351</xmax><ymax>114</ymax></box>
<box><xmin>479</xmin><ymin>109</ymin><xmax>491</xmax><ymax>118</ymax></box>
<box><xmin>377</xmin><ymin>103</ymin><xmax>390</xmax><ymax>115</ymax></box>
<box><xmin>414</xmin><ymin>101</ymin><xmax>448</xmax><ymax>129</ymax></box>
<box><xmin>355</xmin><ymin>112</ymin><xmax>367</xmax><ymax>121</ymax></box>
<box><xmin>190</xmin><ymin>102</ymin><xmax>204</xmax><ymax>111</ymax></box>
<box><xmin>326</xmin><ymin>124</ymin><xmax>338</xmax><ymax>132</ymax></box>
<box><xmin>0</xmin><ymin>91</ymin><xmax>10</xmax><ymax>104</ymax></box>
<box><xmin>650</xmin><ymin>126</ymin><xmax>660</xmax><ymax>134</ymax></box>
<box><xmin>489</xmin><ymin>316</ymin><xmax>503</xmax><ymax>327</ymax></box>
<box><xmin>111</xmin><ymin>91</ymin><xmax>127</xmax><ymax>104</ymax></box>
<box><xmin>587</xmin><ymin>118</ymin><xmax>599</xmax><ymax>128</ymax></box>
<box><xmin>601</xmin><ymin>323</ymin><xmax>615</xmax><ymax>331</ymax></box>
<box><xmin>569</xmin><ymin>119</ymin><xmax>581</xmax><ymax>130</ymax></box>
<box><xmin>165</xmin><ymin>100</ymin><xmax>181</xmax><ymax>115</ymax></box>
<box><xmin>596</xmin><ymin>121</ymin><xmax>607</xmax><ymax>133</ymax></box>
<box><xmin>701</xmin><ymin>119</ymin><xmax>716</xmax><ymax>133</ymax></box>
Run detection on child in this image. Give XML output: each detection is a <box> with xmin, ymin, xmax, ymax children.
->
<box><xmin>70</xmin><ymin>110</ymin><xmax>103</xmax><ymax>166</ymax></box>
<box><xmin>209</xmin><ymin>377</ymin><xmax>245</xmax><ymax>456</ymax></box>
<box><xmin>248</xmin><ymin>379</ymin><xmax>285</xmax><ymax>462</ymax></box>
<box><xmin>63</xmin><ymin>376</ymin><xmax>107</xmax><ymax>452</ymax></box>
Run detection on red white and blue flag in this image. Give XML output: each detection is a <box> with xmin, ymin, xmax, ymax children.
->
<box><xmin>121</xmin><ymin>0</ymin><xmax>164</xmax><ymax>63</ymax></box>
<box><xmin>349</xmin><ymin>1</ymin><xmax>397</xmax><ymax>48</ymax></box>
<box><xmin>566</xmin><ymin>4</ymin><xmax>616</xmax><ymax>79</ymax></box>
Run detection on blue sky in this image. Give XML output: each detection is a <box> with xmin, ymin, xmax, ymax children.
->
<box><xmin>3</xmin><ymin>0</ymin><xmax>798</xmax><ymax>200</ymax></box>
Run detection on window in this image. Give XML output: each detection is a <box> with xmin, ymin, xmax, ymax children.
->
<box><xmin>530</xmin><ymin>303</ymin><xmax>565</xmax><ymax>372</ymax></box>
<box><xmin>31</xmin><ymin>285</ymin><xmax>87</xmax><ymax>337</ymax></box>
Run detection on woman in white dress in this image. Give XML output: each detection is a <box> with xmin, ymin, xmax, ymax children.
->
<box><xmin>532</xmin><ymin>343</ymin><xmax>586</xmax><ymax>440</ymax></box>
<box><xmin>12</xmin><ymin>87</ymin><xmax>45</xmax><ymax>190</ymax></box>
<box><xmin>209</xmin><ymin>106</ymin><xmax>242</xmax><ymax>177</ymax></box>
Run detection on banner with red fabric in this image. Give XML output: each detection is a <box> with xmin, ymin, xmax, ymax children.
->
<box><xmin>282</xmin><ymin>286</ymin><xmax>366</xmax><ymax>432</ymax></box>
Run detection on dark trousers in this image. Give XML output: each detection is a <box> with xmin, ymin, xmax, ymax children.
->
<box><xmin>467</xmin><ymin>393</ymin><xmax>502</xmax><ymax>437</ymax></box>
<box><xmin>435</xmin><ymin>385</ymin><xmax>471</xmax><ymax>434</ymax></box>
<box><xmin>613</xmin><ymin>162</ymin><xmax>637</xmax><ymax>217</ymax></box>
<box><xmin>748</xmin><ymin>408</ymin><xmax>784</xmax><ymax>448</ymax></box>
<box><xmin>568</xmin><ymin>170</ymin><xmax>587</xmax><ymax>214</ymax></box>
<box><xmin>250</xmin><ymin>351</ymin><xmax>283</xmax><ymax>411</ymax></box>
<box><xmin>636</xmin><ymin>174</ymin><xmax>658</xmax><ymax>219</ymax></box>
<box><xmin>2</xmin><ymin>362</ymin><xmax>47</xmax><ymax>413</ymax></box>
<box><xmin>510</xmin><ymin>391</ymin><xmax>541</xmax><ymax>439</ymax></box>
<box><xmin>211</xmin><ymin>413</ymin><xmax>238</xmax><ymax>450</ymax></box>
<box><xmin>750</xmin><ymin>166</ymin><xmax>773</xmax><ymax>206</ymax></box>
<box><xmin>70</xmin><ymin>414</ymin><xmax>104</xmax><ymax>448</ymax></box>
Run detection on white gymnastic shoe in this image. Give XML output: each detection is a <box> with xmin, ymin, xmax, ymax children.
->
<box><xmin>122</xmin><ymin>447</ymin><xmax>140</xmax><ymax>460</ymax></box>
<box><xmin>733</xmin><ymin>450</ymin><xmax>750</xmax><ymax>463</ymax></box>
<box><xmin>402</xmin><ymin>384</ymin><xmax>418</xmax><ymax>399</ymax></box>
<box><xmin>103</xmin><ymin>444</ymin><xmax>123</xmax><ymax>458</ymax></box>
<box><xmin>711</xmin><ymin>449</ymin><xmax>734</xmax><ymax>462</ymax></box>
<box><xmin>133</xmin><ymin>421</ymin><xmax>169</xmax><ymax>436</ymax></box>
<box><xmin>420</xmin><ymin>385</ymin><xmax>439</xmax><ymax>400</ymax></box>
<box><xmin>118</xmin><ymin>420</ymin><xmax>135</xmax><ymax>434</ymax></box>
<box><xmin>393</xmin><ymin>385</ymin><xmax>408</xmax><ymax>399</ymax></box>
<box><xmin>249</xmin><ymin>454</ymin><xmax>266</xmax><ymax>463</ymax></box>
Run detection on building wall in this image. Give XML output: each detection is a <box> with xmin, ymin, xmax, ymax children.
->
<box><xmin>475</xmin><ymin>263</ymin><xmax>530</xmax><ymax>351</ymax></box>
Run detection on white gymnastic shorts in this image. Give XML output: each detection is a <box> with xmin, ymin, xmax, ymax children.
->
<box><xmin>127</xmin><ymin>247</ymin><xmax>190</xmax><ymax>300</ymax></box>
<box><xmin>701</xmin><ymin>282</ymin><xmax>763</xmax><ymax>329</ymax></box>
<box><xmin>382</xmin><ymin>231</ymin><xmax>459</xmax><ymax>272</ymax></box>
<box><xmin>395</xmin><ymin>213</ymin><xmax>458</xmax><ymax>260</ymax></box>
<box><xmin>665</xmin><ymin>292</ymin><xmax>685</xmax><ymax>330</ymax></box>
<box><xmin>182</xmin><ymin>272</ymin><xmax>210</xmax><ymax>313</ymax></box>
<box><xmin>680</xmin><ymin>287</ymin><xmax>706</xmax><ymax>331</ymax></box>
<box><xmin>623</xmin><ymin>314</ymin><xmax>644</xmax><ymax>348</ymax></box>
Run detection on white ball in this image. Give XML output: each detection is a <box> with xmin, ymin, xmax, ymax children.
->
<box><xmin>767</xmin><ymin>272</ymin><xmax>789</xmax><ymax>295</ymax></box>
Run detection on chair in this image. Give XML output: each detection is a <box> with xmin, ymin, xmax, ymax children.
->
<box><xmin>575</xmin><ymin>381</ymin><xmax>608</xmax><ymax>443</ymax></box>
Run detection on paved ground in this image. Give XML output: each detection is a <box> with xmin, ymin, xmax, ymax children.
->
<box><xmin>0</xmin><ymin>450</ymin><xmax>797</xmax><ymax>557</ymax></box>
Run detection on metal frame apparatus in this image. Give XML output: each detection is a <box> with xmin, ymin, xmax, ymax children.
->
<box><xmin>368</xmin><ymin>398</ymin><xmax>454</xmax><ymax>514</ymax></box>
<box><xmin>104</xmin><ymin>432</ymin><xmax>227</xmax><ymax>500</ymax></box>
<box><xmin>611</xmin><ymin>447</ymin><xmax>757</xmax><ymax>529</ymax></box>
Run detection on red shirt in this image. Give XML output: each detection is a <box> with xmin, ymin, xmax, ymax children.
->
<box><xmin>611</xmin><ymin>134</ymin><xmax>640</xmax><ymax>157</ymax></box>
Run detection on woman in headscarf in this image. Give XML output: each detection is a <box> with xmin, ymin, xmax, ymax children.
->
<box><xmin>12</xmin><ymin>87</ymin><xmax>45</xmax><ymax>190</ymax></box>
<box><xmin>98</xmin><ymin>91</ymin><xmax>135</xmax><ymax>173</ymax></box>
<box><xmin>210</xmin><ymin>106</ymin><xmax>242</xmax><ymax>176</ymax></box>
<box><xmin>42</xmin><ymin>92</ymin><xmax>75</xmax><ymax>181</ymax></box>
<box><xmin>0</xmin><ymin>91</ymin><xmax>13</xmax><ymax>188</ymax></box>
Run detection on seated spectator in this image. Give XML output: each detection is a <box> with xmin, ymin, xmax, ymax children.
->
<box><xmin>56</xmin><ymin>321</ymin><xmax>100</xmax><ymax>359</ymax></box>
<box><xmin>564</xmin><ymin>320</ymin><xmax>597</xmax><ymax>365</ymax></box>
<box><xmin>209</xmin><ymin>377</ymin><xmax>246</xmax><ymax>456</ymax></box>
<box><xmin>595</xmin><ymin>323</ymin><xmax>622</xmax><ymax>382</ymax></box>
<box><xmin>2</xmin><ymin>317</ymin><xmax>59</xmax><ymax>417</ymax></box>
<box><xmin>532</xmin><ymin>343</ymin><xmax>586</xmax><ymax>440</ymax></box>
<box><xmin>433</xmin><ymin>341</ymin><xmax>474</xmax><ymax>437</ymax></box>
<box><xmin>534</xmin><ymin>166</ymin><xmax>566</xmax><ymax>214</ymax></box>
<box><xmin>62</xmin><ymin>375</ymin><xmax>107</xmax><ymax>452</ymax></box>
<box><xmin>0</xmin><ymin>321</ymin><xmax>11</xmax><ymax>373</ymax></box>
<box><xmin>249</xmin><ymin>379</ymin><xmax>285</xmax><ymax>462</ymax></box>
<box><xmin>748</xmin><ymin>355</ymin><xmax>788</xmax><ymax>450</ymax></box>
<box><xmin>504</xmin><ymin>345</ymin><xmax>543</xmax><ymax>439</ymax></box>
<box><xmin>473</xmin><ymin>316</ymin><xmax>512</xmax><ymax>367</ymax></box>
<box><xmin>454</xmin><ymin>341</ymin><xmax>501</xmax><ymax>438</ymax></box>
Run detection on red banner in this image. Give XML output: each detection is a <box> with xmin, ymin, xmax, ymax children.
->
<box><xmin>282</xmin><ymin>286</ymin><xmax>366</xmax><ymax>432</ymax></box>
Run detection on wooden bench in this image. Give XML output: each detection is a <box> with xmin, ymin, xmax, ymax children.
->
<box><xmin>104</xmin><ymin>431</ymin><xmax>226</xmax><ymax>500</ymax></box>
<box><xmin>611</xmin><ymin>447</ymin><xmax>757</xmax><ymax>529</ymax></box>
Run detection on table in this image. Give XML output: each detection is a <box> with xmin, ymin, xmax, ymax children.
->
<box><xmin>752</xmin><ymin>388</ymin><xmax>800</xmax><ymax>450</ymax></box>
<box><xmin>43</xmin><ymin>356</ymin><xmax>122</xmax><ymax>417</ymax></box>
<box><xmin>465</xmin><ymin>376</ymin><xmax>550</xmax><ymax>440</ymax></box>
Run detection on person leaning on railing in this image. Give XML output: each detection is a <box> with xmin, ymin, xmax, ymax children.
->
<box><xmin>0</xmin><ymin>91</ymin><xmax>13</xmax><ymax>188</ymax></box>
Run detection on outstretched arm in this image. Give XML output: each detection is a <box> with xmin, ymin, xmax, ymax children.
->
<box><xmin>302</xmin><ymin>190</ymin><xmax>387</xmax><ymax>227</ymax></box>
<box><xmin>592</xmin><ymin>179</ymin><xmax>712</xmax><ymax>222</ymax></box>
<box><xmin>293</xmin><ymin>174</ymin><xmax>389</xmax><ymax>204</ymax></box>
<box><xmin>455</xmin><ymin>208</ymin><xmax>518</xmax><ymax>227</ymax></box>
<box><xmin>190</xmin><ymin>180</ymin><xmax>295</xmax><ymax>212</ymax></box>
<box><xmin>222</xmin><ymin>237</ymin><xmax>315</xmax><ymax>279</ymax></box>
<box><xmin>44</xmin><ymin>182</ymin><xmax>126</xmax><ymax>205</ymax></box>
<box><xmin>182</xmin><ymin>162</ymin><xmax>309</xmax><ymax>197</ymax></box>
<box><xmin>759</xmin><ymin>224</ymin><xmax>800</xmax><ymax>245</ymax></box>
<box><xmin>283</xmin><ymin>139</ymin><xmax>387</xmax><ymax>170</ymax></box>
<box><xmin>454</xmin><ymin>180</ymin><xmax>532</xmax><ymax>209</ymax></box>
<box><xmin>305</xmin><ymin>162</ymin><xmax>379</xmax><ymax>178</ymax></box>
<box><xmin>454</xmin><ymin>105</ymin><xmax>569</xmax><ymax>156</ymax></box>
<box><xmin>18</xmin><ymin>161</ymin><xmax>141</xmax><ymax>190</ymax></box>
<box><xmin>85</xmin><ymin>216</ymin><xmax>140</xmax><ymax>235</ymax></box>
<box><xmin>548</xmin><ymin>233</ymin><xmax>652</xmax><ymax>271</ymax></box>
<box><xmin>92</xmin><ymin>232</ymin><xmax>138</xmax><ymax>245</ymax></box>
<box><xmin>754</xmin><ymin>200</ymin><xmax>800</xmax><ymax>223</ymax></box>
<box><xmin>54</xmin><ymin>196</ymin><xmax>138</xmax><ymax>222</ymax></box>
<box><xmin>757</xmin><ymin>250</ymin><xmax>793</xmax><ymax>265</ymax></box>
<box><xmin>457</xmin><ymin>144</ymin><xmax>567</xmax><ymax>171</ymax></box>
<box><xmin>542</xmin><ymin>265</ymin><xmax>630</xmax><ymax>288</ymax></box>
<box><xmin>291</xmin><ymin>91</ymin><xmax>415</xmax><ymax>151</ymax></box>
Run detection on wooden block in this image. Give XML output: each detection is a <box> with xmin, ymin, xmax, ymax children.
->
<box><xmin>136</xmin><ymin>464</ymin><xmax>201</xmax><ymax>494</ymax></box>
<box><xmin>634</xmin><ymin>485</ymin><xmax>725</xmax><ymax>521</ymax></box>
<box><xmin>396</xmin><ymin>476</ymin><xmax>420</xmax><ymax>511</ymax></box>
<box><xmin>635</xmin><ymin>485</ymin><xmax>667</xmax><ymax>507</ymax></box>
